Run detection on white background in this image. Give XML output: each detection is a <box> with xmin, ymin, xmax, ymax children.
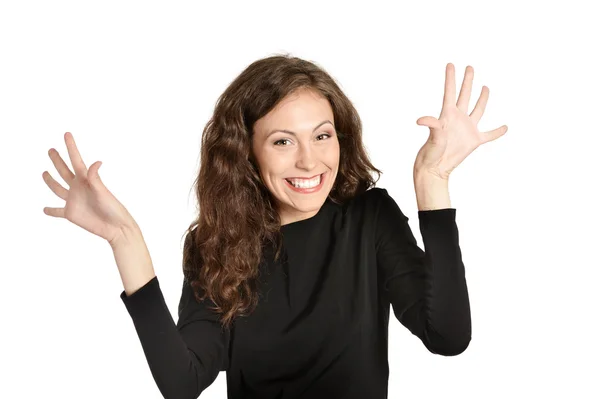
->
<box><xmin>2</xmin><ymin>0</ymin><xmax>599</xmax><ymax>398</ymax></box>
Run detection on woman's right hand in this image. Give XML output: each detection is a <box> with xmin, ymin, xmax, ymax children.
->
<box><xmin>42</xmin><ymin>132</ymin><xmax>138</xmax><ymax>247</ymax></box>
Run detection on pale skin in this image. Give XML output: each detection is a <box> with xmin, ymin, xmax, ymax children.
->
<box><xmin>413</xmin><ymin>63</ymin><xmax>507</xmax><ymax>211</ymax></box>
<box><xmin>42</xmin><ymin>132</ymin><xmax>153</xmax><ymax>295</ymax></box>
<box><xmin>42</xmin><ymin>132</ymin><xmax>138</xmax><ymax>246</ymax></box>
<box><xmin>414</xmin><ymin>63</ymin><xmax>508</xmax><ymax>182</ymax></box>
<box><xmin>41</xmin><ymin>89</ymin><xmax>340</xmax><ymax>242</ymax></box>
<box><xmin>42</xmin><ymin>63</ymin><xmax>507</xmax><ymax>226</ymax></box>
<box><xmin>41</xmin><ymin>62</ymin><xmax>506</xmax><ymax>290</ymax></box>
<box><xmin>252</xmin><ymin>88</ymin><xmax>340</xmax><ymax>226</ymax></box>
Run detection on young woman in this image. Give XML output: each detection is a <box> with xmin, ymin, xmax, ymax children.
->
<box><xmin>42</xmin><ymin>54</ymin><xmax>507</xmax><ymax>399</ymax></box>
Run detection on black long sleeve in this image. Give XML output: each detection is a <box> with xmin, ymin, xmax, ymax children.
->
<box><xmin>120</xmin><ymin>274</ymin><xmax>229</xmax><ymax>399</ymax></box>
<box><xmin>375</xmin><ymin>188</ymin><xmax>471</xmax><ymax>355</ymax></box>
<box><xmin>120</xmin><ymin>187</ymin><xmax>471</xmax><ymax>398</ymax></box>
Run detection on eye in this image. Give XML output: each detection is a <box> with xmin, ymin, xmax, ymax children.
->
<box><xmin>273</xmin><ymin>133</ymin><xmax>332</xmax><ymax>146</ymax></box>
<box><xmin>273</xmin><ymin>138</ymin><xmax>291</xmax><ymax>146</ymax></box>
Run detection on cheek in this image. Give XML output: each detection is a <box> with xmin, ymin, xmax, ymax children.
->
<box><xmin>329</xmin><ymin>144</ymin><xmax>341</xmax><ymax>166</ymax></box>
<box><xmin>259</xmin><ymin>161</ymin><xmax>287</xmax><ymax>184</ymax></box>
<box><xmin>256</xmin><ymin>150</ymin><xmax>282</xmax><ymax>172</ymax></box>
<box><xmin>265</xmin><ymin>155</ymin><xmax>290</xmax><ymax>174</ymax></box>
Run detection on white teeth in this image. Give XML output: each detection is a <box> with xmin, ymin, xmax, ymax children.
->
<box><xmin>287</xmin><ymin>174</ymin><xmax>321</xmax><ymax>188</ymax></box>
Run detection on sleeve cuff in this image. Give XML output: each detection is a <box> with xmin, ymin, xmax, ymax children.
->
<box><xmin>418</xmin><ymin>208</ymin><xmax>458</xmax><ymax>241</ymax></box>
<box><xmin>120</xmin><ymin>276</ymin><xmax>166</xmax><ymax>322</ymax></box>
<box><xmin>418</xmin><ymin>208</ymin><xmax>456</xmax><ymax>224</ymax></box>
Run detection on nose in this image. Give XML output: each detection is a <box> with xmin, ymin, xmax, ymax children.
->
<box><xmin>295</xmin><ymin>141</ymin><xmax>317</xmax><ymax>170</ymax></box>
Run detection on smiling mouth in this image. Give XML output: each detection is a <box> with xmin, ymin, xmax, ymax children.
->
<box><xmin>284</xmin><ymin>172</ymin><xmax>326</xmax><ymax>188</ymax></box>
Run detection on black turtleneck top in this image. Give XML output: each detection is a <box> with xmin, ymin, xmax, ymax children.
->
<box><xmin>120</xmin><ymin>187</ymin><xmax>471</xmax><ymax>398</ymax></box>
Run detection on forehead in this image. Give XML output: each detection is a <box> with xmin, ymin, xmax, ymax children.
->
<box><xmin>255</xmin><ymin>89</ymin><xmax>334</xmax><ymax>131</ymax></box>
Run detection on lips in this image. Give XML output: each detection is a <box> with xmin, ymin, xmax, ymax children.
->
<box><xmin>285</xmin><ymin>173</ymin><xmax>323</xmax><ymax>180</ymax></box>
<box><xmin>283</xmin><ymin>171</ymin><xmax>327</xmax><ymax>192</ymax></box>
<box><xmin>284</xmin><ymin>172</ymin><xmax>324</xmax><ymax>185</ymax></box>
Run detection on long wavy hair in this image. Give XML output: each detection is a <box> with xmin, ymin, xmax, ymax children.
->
<box><xmin>181</xmin><ymin>53</ymin><xmax>382</xmax><ymax>331</ymax></box>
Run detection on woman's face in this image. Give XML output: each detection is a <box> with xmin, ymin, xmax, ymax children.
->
<box><xmin>252</xmin><ymin>88</ymin><xmax>340</xmax><ymax>226</ymax></box>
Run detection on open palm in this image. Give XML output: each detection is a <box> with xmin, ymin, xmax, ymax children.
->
<box><xmin>414</xmin><ymin>63</ymin><xmax>508</xmax><ymax>180</ymax></box>
<box><xmin>42</xmin><ymin>132</ymin><xmax>137</xmax><ymax>246</ymax></box>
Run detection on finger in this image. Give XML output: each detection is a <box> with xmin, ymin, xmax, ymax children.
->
<box><xmin>88</xmin><ymin>161</ymin><xmax>105</xmax><ymax>191</ymax></box>
<box><xmin>42</xmin><ymin>170</ymin><xmax>69</xmax><ymax>201</ymax></box>
<box><xmin>416</xmin><ymin>116</ymin><xmax>441</xmax><ymax>130</ymax></box>
<box><xmin>443</xmin><ymin>63</ymin><xmax>456</xmax><ymax>110</ymax></box>
<box><xmin>470</xmin><ymin>86</ymin><xmax>489</xmax><ymax>123</ymax></box>
<box><xmin>43</xmin><ymin>206</ymin><xmax>65</xmax><ymax>218</ymax></box>
<box><xmin>480</xmin><ymin>125</ymin><xmax>508</xmax><ymax>144</ymax></box>
<box><xmin>64</xmin><ymin>132</ymin><xmax>88</xmax><ymax>178</ymax></box>
<box><xmin>48</xmin><ymin>148</ymin><xmax>75</xmax><ymax>186</ymax></box>
<box><xmin>457</xmin><ymin>65</ymin><xmax>474</xmax><ymax>113</ymax></box>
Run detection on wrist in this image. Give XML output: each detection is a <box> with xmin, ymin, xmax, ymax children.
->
<box><xmin>109</xmin><ymin>224</ymin><xmax>144</xmax><ymax>250</ymax></box>
<box><xmin>414</xmin><ymin>172</ymin><xmax>451</xmax><ymax>211</ymax></box>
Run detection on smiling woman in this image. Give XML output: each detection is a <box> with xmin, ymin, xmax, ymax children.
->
<box><xmin>180</xmin><ymin>54</ymin><xmax>380</xmax><ymax>331</ymax></box>
<box><xmin>113</xmin><ymin>53</ymin><xmax>470</xmax><ymax>399</ymax></box>
<box><xmin>252</xmin><ymin>89</ymin><xmax>340</xmax><ymax>225</ymax></box>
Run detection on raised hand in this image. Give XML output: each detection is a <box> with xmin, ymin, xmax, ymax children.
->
<box><xmin>414</xmin><ymin>63</ymin><xmax>508</xmax><ymax>181</ymax></box>
<box><xmin>42</xmin><ymin>132</ymin><xmax>138</xmax><ymax>246</ymax></box>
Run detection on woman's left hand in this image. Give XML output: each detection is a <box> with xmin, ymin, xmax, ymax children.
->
<box><xmin>413</xmin><ymin>63</ymin><xmax>508</xmax><ymax>181</ymax></box>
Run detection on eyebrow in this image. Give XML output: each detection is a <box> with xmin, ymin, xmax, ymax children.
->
<box><xmin>266</xmin><ymin>120</ymin><xmax>334</xmax><ymax>138</ymax></box>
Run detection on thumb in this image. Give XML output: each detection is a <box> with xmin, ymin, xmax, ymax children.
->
<box><xmin>416</xmin><ymin>116</ymin><xmax>441</xmax><ymax>130</ymax></box>
<box><xmin>89</xmin><ymin>161</ymin><xmax>105</xmax><ymax>190</ymax></box>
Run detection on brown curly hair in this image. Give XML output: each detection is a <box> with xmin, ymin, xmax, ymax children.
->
<box><xmin>181</xmin><ymin>53</ymin><xmax>383</xmax><ymax>331</ymax></box>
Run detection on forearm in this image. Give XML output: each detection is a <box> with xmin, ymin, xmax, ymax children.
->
<box><xmin>418</xmin><ymin>209</ymin><xmax>471</xmax><ymax>355</ymax></box>
<box><xmin>120</xmin><ymin>276</ymin><xmax>213</xmax><ymax>399</ymax></box>
<box><xmin>414</xmin><ymin>171</ymin><xmax>451</xmax><ymax>211</ymax></box>
<box><xmin>110</xmin><ymin>225</ymin><xmax>156</xmax><ymax>296</ymax></box>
